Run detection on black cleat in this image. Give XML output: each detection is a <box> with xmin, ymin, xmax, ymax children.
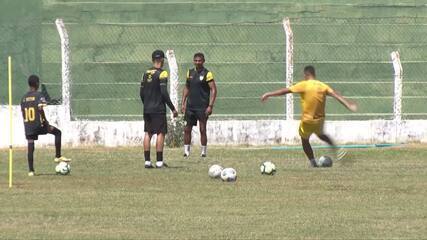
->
<box><xmin>309</xmin><ymin>159</ymin><xmax>319</xmax><ymax>168</ymax></box>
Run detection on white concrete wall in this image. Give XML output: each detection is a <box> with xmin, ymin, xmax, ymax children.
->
<box><xmin>1</xmin><ymin>106</ymin><xmax>426</xmax><ymax>148</ymax></box>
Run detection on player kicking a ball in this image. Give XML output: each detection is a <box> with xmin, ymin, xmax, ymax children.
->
<box><xmin>261</xmin><ymin>66</ymin><xmax>357</xmax><ymax>167</ymax></box>
<box><xmin>181</xmin><ymin>53</ymin><xmax>217</xmax><ymax>158</ymax></box>
<box><xmin>140</xmin><ymin>50</ymin><xmax>178</xmax><ymax>168</ymax></box>
<box><xmin>20</xmin><ymin>75</ymin><xmax>70</xmax><ymax>176</ymax></box>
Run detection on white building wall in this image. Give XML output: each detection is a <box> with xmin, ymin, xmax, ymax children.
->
<box><xmin>1</xmin><ymin>106</ymin><xmax>426</xmax><ymax>148</ymax></box>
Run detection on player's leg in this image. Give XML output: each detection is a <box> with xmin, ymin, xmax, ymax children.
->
<box><xmin>143</xmin><ymin>113</ymin><xmax>154</xmax><ymax>168</ymax></box>
<box><xmin>183</xmin><ymin>110</ymin><xmax>196</xmax><ymax>157</ymax></box>
<box><xmin>155</xmin><ymin>113</ymin><xmax>168</xmax><ymax>168</ymax></box>
<box><xmin>301</xmin><ymin>138</ymin><xmax>317</xmax><ymax>167</ymax></box>
<box><xmin>199</xmin><ymin>117</ymin><xmax>208</xmax><ymax>157</ymax></box>
<box><xmin>299</xmin><ymin>122</ymin><xmax>318</xmax><ymax>167</ymax></box>
<box><xmin>317</xmin><ymin>134</ymin><xmax>335</xmax><ymax>147</ymax></box>
<box><xmin>315</xmin><ymin>122</ymin><xmax>346</xmax><ymax>160</ymax></box>
<box><xmin>317</xmin><ymin>134</ymin><xmax>346</xmax><ymax>160</ymax></box>
<box><xmin>184</xmin><ymin>125</ymin><xmax>192</xmax><ymax>157</ymax></box>
<box><xmin>144</xmin><ymin>132</ymin><xmax>153</xmax><ymax>168</ymax></box>
<box><xmin>27</xmin><ymin>139</ymin><xmax>35</xmax><ymax>176</ymax></box>
<box><xmin>48</xmin><ymin>126</ymin><xmax>70</xmax><ymax>162</ymax></box>
<box><xmin>155</xmin><ymin>133</ymin><xmax>165</xmax><ymax>168</ymax></box>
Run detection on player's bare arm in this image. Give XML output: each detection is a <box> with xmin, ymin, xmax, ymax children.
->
<box><xmin>181</xmin><ymin>84</ymin><xmax>189</xmax><ymax>114</ymax></box>
<box><xmin>261</xmin><ymin>88</ymin><xmax>292</xmax><ymax>102</ymax></box>
<box><xmin>206</xmin><ymin>80</ymin><xmax>217</xmax><ymax>116</ymax></box>
<box><xmin>328</xmin><ymin>90</ymin><xmax>358</xmax><ymax>112</ymax></box>
<box><xmin>160</xmin><ymin>81</ymin><xmax>178</xmax><ymax>118</ymax></box>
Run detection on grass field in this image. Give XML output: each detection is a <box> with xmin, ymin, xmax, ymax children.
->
<box><xmin>0</xmin><ymin>145</ymin><xmax>426</xmax><ymax>239</ymax></box>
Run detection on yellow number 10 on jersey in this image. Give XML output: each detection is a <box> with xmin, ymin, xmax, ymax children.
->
<box><xmin>24</xmin><ymin>107</ymin><xmax>35</xmax><ymax>122</ymax></box>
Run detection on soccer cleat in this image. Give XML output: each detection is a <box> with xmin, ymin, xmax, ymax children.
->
<box><xmin>309</xmin><ymin>159</ymin><xmax>319</xmax><ymax>168</ymax></box>
<box><xmin>155</xmin><ymin>161</ymin><xmax>163</xmax><ymax>168</ymax></box>
<box><xmin>336</xmin><ymin>148</ymin><xmax>347</xmax><ymax>161</ymax></box>
<box><xmin>28</xmin><ymin>171</ymin><xmax>35</xmax><ymax>177</ymax></box>
<box><xmin>201</xmin><ymin>146</ymin><xmax>207</xmax><ymax>157</ymax></box>
<box><xmin>145</xmin><ymin>161</ymin><xmax>153</xmax><ymax>169</ymax></box>
<box><xmin>54</xmin><ymin>156</ymin><xmax>71</xmax><ymax>163</ymax></box>
<box><xmin>184</xmin><ymin>145</ymin><xmax>191</xmax><ymax>158</ymax></box>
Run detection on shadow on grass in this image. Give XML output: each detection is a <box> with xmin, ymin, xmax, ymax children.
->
<box><xmin>36</xmin><ymin>173</ymin><xmax>62</xmax><ymax>176</ymax></box>
<box><xmin>163</xmin><ymin>165</ymin><xmax>188</xmax><ymax>169</ymax></box>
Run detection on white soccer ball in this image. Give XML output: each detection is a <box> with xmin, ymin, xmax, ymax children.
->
<box><xmin>220</xmin><ymin>168</ymin><xmax>237</xmax><ymax>182</ymax></box>
<box><xmin>208</xmin><ymin>164</ymin><xmax>223</xmax><ymax>178</ymax></box>
<box><xmin>260</xmin><ymin>161</ymin><xmax>276</xmax><ymax>175</ymax></box>
<box><xmin>55</xmin><ymin>162</ymin><xmax>71</xmax><ymax>175</ymax></box>
<box><xmin>317</xmin><ymin>156</ymin><xmax>333</xmax><ymax>167</ymax></box>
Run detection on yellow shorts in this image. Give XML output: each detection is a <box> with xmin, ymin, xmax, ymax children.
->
<box><xmin>298</xmin><ymin>120</ymin><xmax>324</xmax><ymax>139</ymax></box>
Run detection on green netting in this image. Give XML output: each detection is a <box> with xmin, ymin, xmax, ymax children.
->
<box><xmin>67</xmin><ymin>23</ymin><xmax>286</xmax><ymax>120</ymax></box>
<box><xmin>2</xmin><ymin>0</ymin><xmax>427</xmax><ymax>121</ymax></box>
<box><xmin>0</xmin><ymin>0</ymin><xmax>43</xmax><ymax>105</ymax></box>
<box><xmin>291</xmin><ymin>17</ymin><xmax>427</xmax><ymax>120</ymax></box>
<box><xmin>64</xmin><ymin>18</ymin><xmax>427</xmax><ymax>120</ymax></box>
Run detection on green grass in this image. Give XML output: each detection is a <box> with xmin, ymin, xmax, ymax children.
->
<box><xmin>1</xmin><ymin>145</ymin><xmax>426</xmax><ymax>239</ymax></box>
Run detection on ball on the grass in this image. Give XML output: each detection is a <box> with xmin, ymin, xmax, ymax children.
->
<box><xmin>208</xmin><ymin>164</ymin><xmax>223</xmax><ymax>178</ymax></box>
<box><xmin>220</xmin><ymin>168</ymin><xmax>237</xmax><ymax>182</ymax></box>
<box><xmin>317</xmin><ymin>156</ymin><xmax>333</xmax><ymax>167</ymax></box>
<box><xmin>260</xmin><ymin>161</ymin><xmax>276</xmax><ymax>175</ymax></box>
<box><xmin>55</xmin><ymin>162</ymin><xmax>71</xmax><ymax>175</ymax></box>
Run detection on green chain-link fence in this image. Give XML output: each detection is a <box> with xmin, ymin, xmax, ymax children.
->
<box><xmin>4</xmin><ymin>17</ymin><xmax>427</xmax><ymax>121</ymax></box>
<box><xmin>64</xmin><ymin>22</ymin><xmax>286</xmax><ymax>120</ymax></box>
<box><xmin>61</xmin><ymin>18</ymin><xmax>427</xmax><ymax>121</ymax></box>
<box><xmin>291</xmin><ymin>17</ymin><xmax>427</xmax><ymax>120</ymax></box>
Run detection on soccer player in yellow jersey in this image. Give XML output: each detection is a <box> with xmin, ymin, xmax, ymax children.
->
<box><xmin>261</xmin><ymin>66</ymin><xmax>357</xmax><ymax>167</ymax></box>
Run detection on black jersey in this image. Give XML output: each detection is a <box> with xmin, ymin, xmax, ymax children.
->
<box><xmin>186</xmin><ymin>67</ymin><xmax>214</xmax><ymax>111</ymax></box>
<box><xmin>20</xmin><ymin>91</ymin><xmax>47</xmax><ymax>136</ymax></box>
<box><xmin>140</xmin><ymin>67</ymin><xmax>175</xmax><ymax>114</ymax></box>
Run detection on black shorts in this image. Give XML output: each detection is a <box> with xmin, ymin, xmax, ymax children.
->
<box><xmin>26</xmin><ymin>125</ymin><xmax>49</xmax><ymax>140</ymax></box>
<box><xmin>144</xmin><ymin>113</ymin><xmax>167</xmax><ymax>134</ymax></box>
<box><xmin>185</xmin><ymin>109</ymin><xmax>208</xmax><ymax>126</ymax></box>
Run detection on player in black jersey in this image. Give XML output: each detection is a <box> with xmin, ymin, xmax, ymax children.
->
<box><xmin>140</xmin><ymin>50</ymin><xmax>178</xmax><ymax>168</ymax></box>
<box><xmin>20</xmin><ymin>75</ymin><xmax>70</xmax><ymax>176</ymax></box>
<box><xmin>181</xmin><ymin>53</ymin><xmax>217</xmax><ymax>157</ymax></box>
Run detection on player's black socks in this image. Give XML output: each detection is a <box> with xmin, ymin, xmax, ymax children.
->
<box><xmin>50</xmin><ymin>127</ymin><xmax>62</xmax><ymax>158</ymax></box>
<box><xmin>156</xmin><ymin>151</ymin><xmax>163</xmax><ymax>162</ymax></box>
<box><xmin>28</xmin><ymin>142</ymin><xmax>35</xmax><ymax>172</ymax></box>
<box><xmin>144</xmin><ymin>151</ymin><xmax>150</xmax><ymax>161</ymax></box>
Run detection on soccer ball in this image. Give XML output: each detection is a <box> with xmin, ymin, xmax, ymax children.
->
<box><xmin>220</xmin><ymin>168</ymin><xmax>237</xmax><ymax>182</ymax></box>
<box><xmin>55</xmin><ymin>162</ymin><xmax>71</xmax><ymax>175</ymax></box>
<box><xmin>208</xmin><ymin>164</ymin><xmax>223</xmax><ymax>178</ymax></box>
<box><xmin>260</xmin><ymin>161</ymin><xmax>276</xmax><ymax>175</ymax></box>
<box><xmin>317</xmin><ymin>156</ymin><xmax>333</xmax><ymax>167</ymax></box>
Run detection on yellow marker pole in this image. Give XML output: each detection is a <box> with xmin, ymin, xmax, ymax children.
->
<box><xmin>8</xmin><ymin>56</ymin><xmax>13</xmax><ymax>188</ymax></box>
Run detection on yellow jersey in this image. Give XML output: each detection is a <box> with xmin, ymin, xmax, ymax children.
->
<box><xmin>289</xmin><ymin>79</ymin><xmax>333</xmax><ymax>124</ymax></box>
